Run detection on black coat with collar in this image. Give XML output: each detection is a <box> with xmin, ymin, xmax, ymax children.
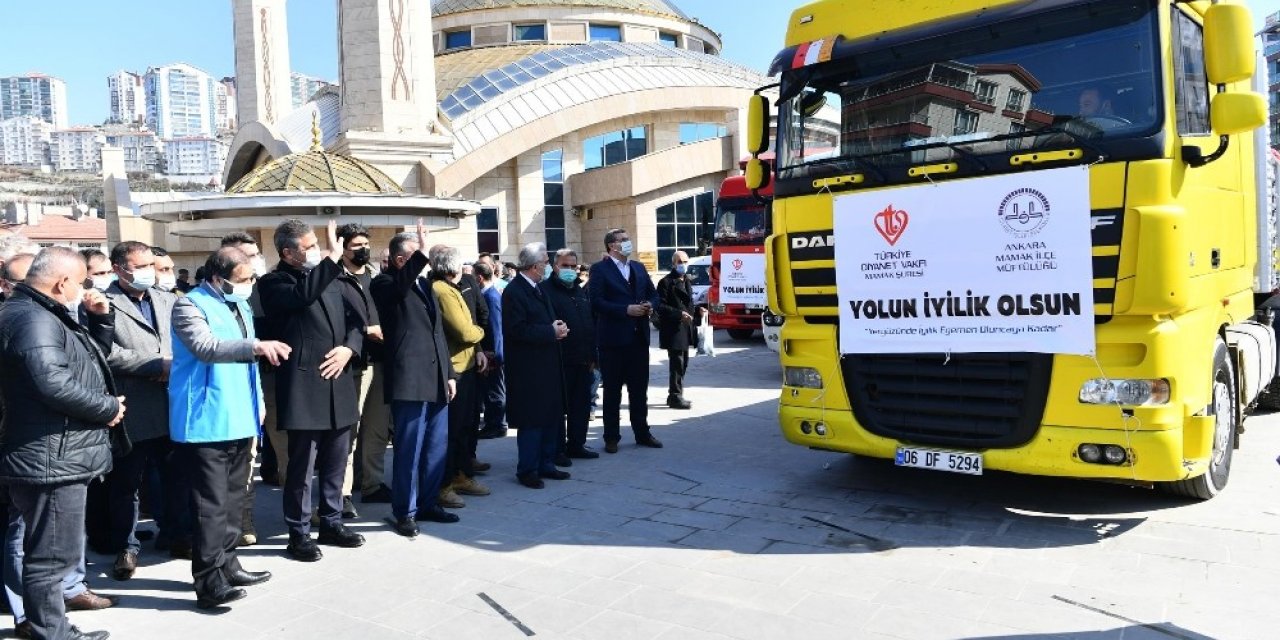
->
<box><xmin>369</xmin><ymin>252</ymin><xmax>454</xmax><ymax>404</ymax></box>
<box><xmin>502</xmin><ymin>275</ymin><xmax>564</xmax><ymax>429</ymax></box>
<box><xmin>259</xmin><ymin>259</ymin><xmax>363</xmax><ymax>431</ymax></box>
<box><xmin>656</xmin><ymin>270</ymin><xmax>696</xmax><ymax>351</ymax></box>
<box><xmin>0</xmin><ymin>285</ymin><xmax>121</xmax><ymax>485</ymax></box>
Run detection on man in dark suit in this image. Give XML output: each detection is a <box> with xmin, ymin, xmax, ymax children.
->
<box><xmin>259</xmin><ymin>219</ymin><xmax>365</xmax><ymax>562</ymax></box>
<box><xmin>504</xmin><ymin>243</ymin><xmax>570</xmax><ymax>488</ymax></box>
<box><xmin>370</xmin><ymin>224</ymin><xmax>459</xmax><ymax>537</ymax></box>
<box><xmin>656</xmin><ymin>250</ymin><xmax>704</xmax><ymax>410</ymax></box>
<box><xmin>543</xmin><ymin>249</ymin><xmax>598</xmax><ymax>462</ymax></box>
<box><xmin>102</xmin><ymin>241</ymin><xmax>184</xmax><ymax>582</ymax></box>
<box><xmin>587</xmin><ymin>228</ymin><xmax>662</xmax><ymax>454</ymax></box>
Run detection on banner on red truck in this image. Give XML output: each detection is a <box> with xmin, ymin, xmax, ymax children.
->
<box><xmin>719</xmin><ymin>253</ymin><xmax>767</xmax><ymax>306</ymax></box>
<box><xmin>834</xmin><ymin>167</ymin><xmax>1095</xmax><ymax>356</ymax></box>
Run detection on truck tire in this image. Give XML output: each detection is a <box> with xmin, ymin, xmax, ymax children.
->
<box><xmin>1162</xmin><ymin>339</ymin><xmax>1237</xmax><ymax>500</ymax></box>
<box><xmin>728</xmin><ymin>328</ymin><xmax>756</xmax><ymax>341</ymax></box>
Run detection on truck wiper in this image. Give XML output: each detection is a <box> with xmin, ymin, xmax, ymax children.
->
<box><xmin>1010</xmin><ymin>122</ymin><xmax>1108</xmax><ymax>159</ymax></box>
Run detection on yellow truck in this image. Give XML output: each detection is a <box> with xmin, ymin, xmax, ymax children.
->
<box><xmin>745</xmin><ymin>0</ymin><xmax>1275</xmax><ymax>498</ymax></box>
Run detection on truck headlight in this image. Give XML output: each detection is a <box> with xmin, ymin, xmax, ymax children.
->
<box><xmin>762</xmin><ymin>308</ymin><xmax>785</xmax><ymax>327</ymax></box>
<box><xmin>1078</xmin><ymin>378</ymin><xmax>1170</xmax><ymax>406</ymax></box>
<box><xmin>784</xmin><ymin>367</ymin><xmax>823</xmax><ymax>389</ymax></box>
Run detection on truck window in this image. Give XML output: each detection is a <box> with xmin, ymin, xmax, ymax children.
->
<box><xmin>1172</xmin><ymin>9</ymin><xmax>1210</xmax><ymax>136</ymax></box>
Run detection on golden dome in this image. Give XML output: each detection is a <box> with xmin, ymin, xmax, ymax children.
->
<box><xmin>227</xmin><ymin>123</ymin><xmax>404</xmax><ymax>195</ymax></box>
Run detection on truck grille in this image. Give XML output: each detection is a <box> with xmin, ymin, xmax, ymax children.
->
<box><xmin>841</xmin><ymin>353</ymin><xmax>1053</xmax><ymax>448</ymax></box>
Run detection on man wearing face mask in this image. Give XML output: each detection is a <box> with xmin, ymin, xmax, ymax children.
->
<box><xmin>81</xmin><ymin>250</ymin><xmax>115</xmax><ymax>293</ymax></box>
<box><xmin>588</xmin><ymin>228</ymin><xmax>662</xmax><ymax>453</ymax></box>
<box><xmin>101</xmin><ymin>242</ymin><xmax>183</xmax><ymax>582</ymax></box>
<box><xmin>258</xmin><ymin>219</ymin><xmax>365</xmax><ymax>562</ymax></box>
<box><xmin>334</xmin><ymin>223</ymin><xmax>390</xmax><ymax>507</ymax></box>
<box><xmin>504</xmin><ymin>243</ymin><xmax>570</xmax><ymax>488</ymax></box>
<box><xmin>0</xmin><ymin>246</ymin><xmax>123</xmax><ymax>640</ymax></box>
<box><xmin>656</xmin><ymin>251</ymin><xmax>705</xmax><ymax>410</ymax></box>
<box><xmin>170</xmin><ymin>247</ymin><xmax>289</xmax><ymax>609</ymax></box>
<box><xmin>150</xmin><ymin>247</ymin><xmax>178</xmax><ymax>294</ymax></box>
<box><xmin>542</xmin><ymin>249</ymin><xmax>598</xmax><ymax>462</ymax></box>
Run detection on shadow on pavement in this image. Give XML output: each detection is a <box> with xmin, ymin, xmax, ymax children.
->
<box><xmin>962</xmin><ymin>622</ymin><xmax>1213</xmax><ymax>640</ymax></box>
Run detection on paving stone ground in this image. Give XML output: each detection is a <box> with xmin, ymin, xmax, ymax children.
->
<box><xmin>45</xmin><ymin>332</ymin><xmax>1280</xmax><ymax>639</ymax></box>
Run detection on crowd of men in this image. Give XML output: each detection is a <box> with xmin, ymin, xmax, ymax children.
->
<box><xmin>0</xmin><ymin>219</ymin><xmax>707</xmax><ymax>639</ymax></box>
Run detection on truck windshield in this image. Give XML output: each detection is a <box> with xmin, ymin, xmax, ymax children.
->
<box><xmin>777</xmin><ymin>0</ymin><xmax>1161</xmax><ymax>176</ymax></box>
<box><xmin>714</xmin><ymin>197</ymin><xmax>770</xmax><ymax>245</ymax></box>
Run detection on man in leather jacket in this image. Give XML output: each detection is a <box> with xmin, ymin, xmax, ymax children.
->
<box><xmin>0</xmin><ymin>247</ymin><xmax>123</xmax><ymax>640</ymax></box>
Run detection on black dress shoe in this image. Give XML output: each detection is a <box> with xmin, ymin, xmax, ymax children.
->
<box><xmin>636</xmin><ymin>435</ymin><xmax>664</xmax><ymax>449</ymax></box>
<box><xmin>14</xmin><ymin>620</ymin><xmax>31</xmax><ymax>640</ymax></box>
<box><xmin>554</xmin><ymin>453</ymin><xmax>573</xmax><ymax>467</ymax></box>
<box><xmin>342</xmin><ymin>496</ymin><xmax>359</xmax><ymax>519</ymax></box>
<box><xmin>392</xmin><ymin>517</ymin><xmax>419</xmax><ymax>537</ymax></box>
<box><xmin>604</xmin><ymin>442</ymin><xmax>619</xmax><ymax>454</ymax></box>
<box><xmin>227</xmin><ymin>568</ymin><xmax>272</xmax><ymax>587</ymax></box>
<box><xmin>666</xmin><ymin>396</ymin><xmax>692</xmax><ymax>410</ymax></box>
<box><xmin>567</xmin><ymin>447</ymin><xmax>600</xmax><ymax>459</ymax></box>
<box><xmin>415</xmin><ymin>507</ymin><xmax>460</xmax><ymax>523</ymax></box>
<box><xmin>286</xmin><ymin>535</ymin><xmax>323</xmax><ymax>562</ymax></box>
<box><xmin>517</xmin><ymin>474</ymin><xmax>545</xmax><ymax>489</ymax></box>
<box><xmin>477</xmin><ymin>426</ymin><xmax>508</xmax><ymax>440</ymax></box>
<box><xmin>539</xmin><ymin>469</ymin><xmax>571</xmax><ymax>480</ymax></box>
<box><xmin>318</xmin><ymin>524</ymin><xmax>365</xmax><ymax>548</ymax></box>
<box><xmin>65</xmin><ymin>626</ymin><xmax>110</xmax><ymax>640</ymax></box>
<box><xmin>112</xmin><ymin>550</ymin><xmax>137</xmax><ymax>581</ymax></box>
<box><xmin>195</xmin><ymin>585</ymin><xmax>247</xmax><ymax>610</ymax></box>
<box><xmin>362</xmin><ymin>485</ymin><xmax>393</xmax><ymax>503</ymax></box>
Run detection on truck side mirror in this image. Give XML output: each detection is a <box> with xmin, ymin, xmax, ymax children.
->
<box><xmin>747</xmin><ymin>95</ymin><xmax>771</xmax><ymax>156</ymax></box>
<box><xmin>745</xmin><ymin>157</ymin><xmax>770</xmax><ymax>191</ymax></box>
<box><xmin>1210</xmin><ymin>92</ymin><xmax>1267</xmax><ymax>135</ymax></box>
<box><xmin>1203</xmin><ymin>4</ymin><xmax>1254</xmax><ymax>85</ymax></box>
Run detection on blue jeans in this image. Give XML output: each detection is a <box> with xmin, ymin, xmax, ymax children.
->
<box><xmin>516</xmin><ymin>425</ymin><xmax>561</xmax><ymax>477</ymax></box>
<box><xmin>390</xmin><ymin>401</ymin><xmax>449</xmax><ymax>520</ymax></box>
<box><xmin>7</xmin><ymin>482</ymin><xmax>89</xmax><ymax>639</ymax></box>
<box><xmin>4</xmin><ymin>504</ymin><xmax>87</xmax><ymax>625</ymax></box>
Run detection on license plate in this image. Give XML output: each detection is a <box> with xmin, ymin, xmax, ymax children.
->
<box><xmin>895</xmin><ymin>447</ymin><xmax>983</xmax><ymax>475</ymax></box>
<box><xmin>747</xmin><ymin>306</ymin><xmax>764</xmax><ymax>312</ymax></box>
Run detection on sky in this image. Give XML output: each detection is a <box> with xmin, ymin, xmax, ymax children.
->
<box><xmin>0</xmin><ymin>0</ymin><xmax>1276</xmax><ymax>126</ymax></box>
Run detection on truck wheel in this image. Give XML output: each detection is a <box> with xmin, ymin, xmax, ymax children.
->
<box><xmin>728</xmin><ymin>329</ymin><xmax>756</xmax><ymax>341</ymax></box>
<box><xmin>1162</xmin><ymin>339</ymin><xmax>1237</xmax><ymax>500</ymax></box>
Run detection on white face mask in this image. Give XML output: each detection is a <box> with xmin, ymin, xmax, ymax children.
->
<box><xmin>91</xmin><ymin>274</ymin><xmax>116</xmax><ymax>291</ymax></box>
<box><xmin>62</xmin><ymin>283</ymin><xmax>85</xmax><ymax>313</ymax></box>
<box><xmin>251</xmin><ymin>255</ymin><xmax>268</xmax><ymax>277</ymax></box>
<box><xmin>125</xmin><ymin>267</ymin><xmax>156</xmax><ymax>291</ymax></box>
<box><xmin>619</xmin><ymin>240</ymin><xmax>634</xmax><ymax>258</ymax></box>
<box><xmin>156</xmin><ymin>274</ymin><xmax>177</xmax><ymax>292</ymax></box>
<box><xmin>303</xmin><ymin>248</ymin><xmax>323</xmax><ymax>270</ymax></box>
<box><xmin>222</xmin><ymin>280</ymin><xmax>254</xmax><ymax>303</ymax></box>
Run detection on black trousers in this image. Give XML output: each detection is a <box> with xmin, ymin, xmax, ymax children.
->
<box><xmin>562</xmin><ymin>362</ymin><xmax>593</xmax><ymax>453</ymax></box>
<box><xmin>107</xmin><ymin>437</ymin><xmax>185</xmax><ymax>554</ymax></box>
<box><xmin>177</xmin><ymin>438</ymin><xmax>251</xmax><ymax>598</ymax></box>
<box><xmin>667</xmin><ymin>348</ymin><xmax>689</xmax><ymax>399</ymax></box>
<box><xmin>481</xmin><ymin>365</ymin><xmax>507</xmax><ymax>430</ymax></box>
<box><xmin>9</xmin><ymin>481</ymin><xmax>86</xmax><ymax>640</ymax></box>
<box><xmin>445</xmin><ymin>369</ymin><xmax>478</xmax><ymax>482</ymax></box>
<box><xmin>600</xmin><ymin>343</ymin><xmax>652</xmax><ymax>444</ymax></box>
<box><xmin>284</xmin><ymin>428</ymin><xmax>351</xmax><ymax>538</ymax></box>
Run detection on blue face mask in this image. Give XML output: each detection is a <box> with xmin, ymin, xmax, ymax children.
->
<box><xmin>558</xmin><ymin>268</ymin><xmax>577</xmax><ymax>284</ymax></box>
<box><xmin>675</xmin><ymin>264</ymin><xmax>687</xmax><ymax>275</ymax></box>
<box><xmin>543</xmin><ymin>264</ymin><xmax>553</xmax><ymax>281</ymax></box>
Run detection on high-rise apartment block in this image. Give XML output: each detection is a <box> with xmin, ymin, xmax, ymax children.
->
<box><xmin>290</xmin><ymin>72</ymin><xmax>332</xmax><ymax>109</ymax></box>
<box><xmin>0</xmin><ymin>116</ymin><xmax>52</xmax><ymax>166</ymax></box>
<box><xmin>1265</xmin><ymin>11</ymin><xmax>1280</xmax><ymax>150</ymax></box>
<box><xmin>0</xmin><ymin>74</ymin><xmax>68</xmax><ymax>130</ymax></box>
<box><xmin>104</xmin><ymin>128</ymin><xmax>161</xmax><ymax>173</ymax></box>
<box><xmin>108</xmin><ymin>70</ymin><xmax>146</xmax><ymax>125</ymax></box>
<box><xmin>50</xmin><ymin>128</ymin><xmax>105</xmax><ymax>173</ymax></box>
<box><xmin>164</xmin><ymin>137</ymin><xmax>228</xmax><ymax>177</ymax></box>
<box><xmin>144</xmin><ymin>63</ymin><xmax>219</xmax><ymax>139</ymax></box>
<box><xmin>216</xmin><ymin>77</ymin><xmax>238</xmax><ymax>133</ymax></box>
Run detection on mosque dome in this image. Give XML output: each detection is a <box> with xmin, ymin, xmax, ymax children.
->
<box><xmin>226</xmin><ymin>122</ymin><xmax>403</xmax><ymax>195</ymax></box>
<box><xmin>431</xmin><ymin>0</ymin><xmax>690</xmax><ymax>21</ymax></box>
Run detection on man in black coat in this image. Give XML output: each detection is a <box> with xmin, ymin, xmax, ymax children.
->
<box><xmin>656</xmin><ymin>250</ymin><xmax>704</xmax><ymax>410</ymax></box>
<box><xmin>543</xmin><ymin>249</ymin><xmax>599</xmax><ymax>461</ymax></box>
<box><xmin>0</xmin><ymin>247</ymin><xmax>121</xmax><ymax>640</ymax></box>
<box><xmin>259</xmin><ymin>219</ymin><xmax>365</xmax><ymax>562</ymax></box>
<box><xmin>504</xmin><ymin>243</ymin><xmax>571</xmax><ymax>489</ymax></box>
<box><xmin>370</xmin><ymin>225</ymin><xmax>459</xmax><ymax>537</ymax></box>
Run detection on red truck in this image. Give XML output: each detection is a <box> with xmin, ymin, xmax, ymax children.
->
<box><xmin>708</xmin><ymin>173</ymin><xmax>772</xmax><ymax>341</ymax></box>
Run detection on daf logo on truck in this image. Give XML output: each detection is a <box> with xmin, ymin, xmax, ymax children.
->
<box><xmin>792</xmin><ymin>234</ymin><xmax>836</xmax><ymax>249</ymax></box>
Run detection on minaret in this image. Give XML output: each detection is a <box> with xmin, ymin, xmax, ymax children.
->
<box><xmin>335</xmin><ymin>0</ymin><xmax>452</xmax><ymax>190</ymax></box>
<box><xmin>232</xmin><ymin>0</ymin><xmax>292</xmax><ymax>127</ymax></box>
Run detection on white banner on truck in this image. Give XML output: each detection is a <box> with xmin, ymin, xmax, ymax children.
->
<box><xmin>834</xmin><ymin>166</ymin><xmax>1096</xmax><ymax>355</ymax></box>
<box><xmin>719</xmin><ymin>252</ymin><xmax>767</xmax><ymax>306</ymax></box>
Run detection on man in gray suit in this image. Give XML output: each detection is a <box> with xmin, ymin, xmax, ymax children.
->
<box><xmin>102</xmin><ymin>241</ymin><xmax>183</xmax><ymax>581</ymax></box>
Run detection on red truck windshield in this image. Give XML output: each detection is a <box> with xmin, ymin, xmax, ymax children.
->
<box><xmin>714</xmin><ymin>197</ymin><xmax>770</xmax><ymax>245</ymax></box>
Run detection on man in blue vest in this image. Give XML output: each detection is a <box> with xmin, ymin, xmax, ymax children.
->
<box><xmin>170</xmin><ymin>247</ymin><xmax>290</xmax><ymax>609</ymax></box>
